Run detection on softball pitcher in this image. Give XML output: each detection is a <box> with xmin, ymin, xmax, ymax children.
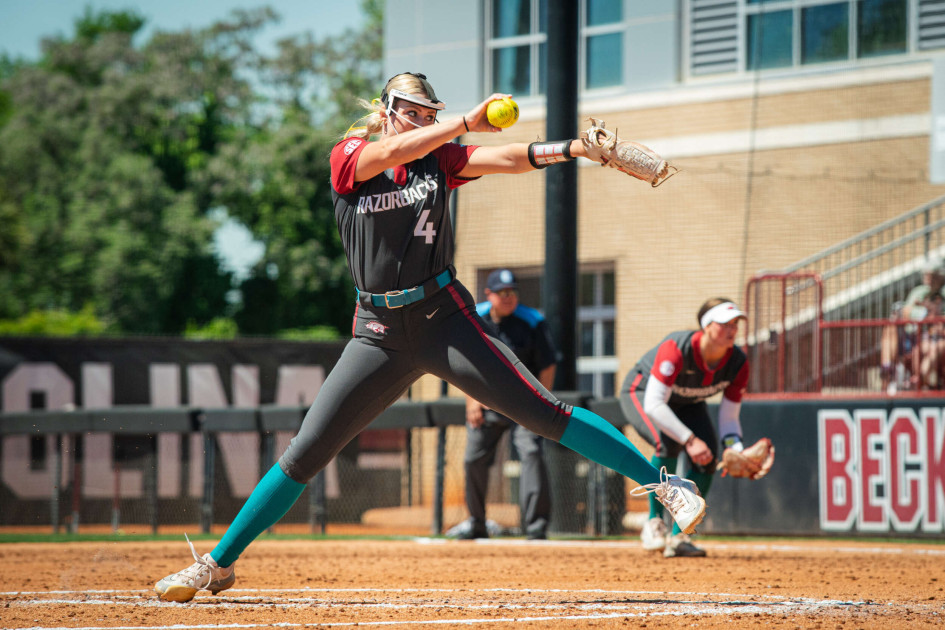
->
<box><xmin>155</xmin><ymin>72</ymin><xmax>704</xmax><ymax>602</ymax></box>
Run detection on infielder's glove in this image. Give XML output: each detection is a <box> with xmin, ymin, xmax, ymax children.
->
<box><xmin>718</xmin><ymin>438</ymin><xmax>775</xmax><ymax>480</ymax></box>
<box><xmin>581</xmin><ymin>118</ymin><xmax>678</xmax><ymax>187</ymax></box>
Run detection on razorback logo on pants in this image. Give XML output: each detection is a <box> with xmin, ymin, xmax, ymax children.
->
<box><xmin>365</xmin><ymin>321</ymin><xmax>388</xmax><ymax>335</ymax></box>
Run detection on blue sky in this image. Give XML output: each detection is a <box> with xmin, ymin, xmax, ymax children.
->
<box><xmin>1</xmin><ymin>0</ymin><xmax>364</xmax><ymax>60</ymax></box>
<box><xmin>2</xmin><ymin>1</ymin><xmax>367</xmax><ymax>280</ymax></box>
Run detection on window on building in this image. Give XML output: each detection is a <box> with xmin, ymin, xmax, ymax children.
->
<box><xmin>692</xmin><ymin>0</ymin><xmax>913</xmax><ymax>76</ymax></box>
<box><xmin>489</xmin><ymin>0</ymin><xmax>546</xmax><ymax>96</ymax></box>
<box><xmin>492</xmin><ymin>44</ymin><xmax>533</xmax><ymax>94</ymax></box>
<box><xmin>475</xmin><ymin>266</ymin><xmax>617</xmax><ymax>398</ymax></box>
<box><xmin>487</xmin><ymin>0</ymin><xmax>624</xmax><ymax>96</ymax></box>
<box><xmin>746</xmin><ymin>8</ymin><xmax>793</xmax><ymax>70</ymax></box>
<box><xmin>802</xmin><ymin>3</ymin><xmax>849</xmax><ymax>65</ymax></box>
<box><xmin>857</xmin><ymin>0</ymin><xmax>907</xmax><ymax>58</ymax></box>
<box><xmin>744</xmin><ymin>0</ymin><xmax>908</xmax><ymax>71</ymax></box>
<box><xmin>577</xmin><ymin>269</ymin><xmax>617</xmax><ymax>398</ymax></box>
<box><xmin>584</xmin><ymin>0</ymin><xmax>623</xmax><ymax>89</ymax></box>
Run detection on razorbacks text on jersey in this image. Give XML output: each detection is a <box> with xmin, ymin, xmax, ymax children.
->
<box><xmin>330</xmin><ymin>137</ymin><xmax>478</xmax><ymax>294</ymax></box>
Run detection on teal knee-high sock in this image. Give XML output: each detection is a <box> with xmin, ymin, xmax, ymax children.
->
<box><xmin>559</xmin><ymin>407</ymin><xmax>661</xmax><ymax>486</ymax></box>
<box><xmin>648</xmin><ymin>456</ymin><xmax>677</xmax><ymax>519</ymax></box>
<box><xmin>671</xmin><ymin>470</ymin><xmax>714</xmax><ymax>535</ymax></box>
<box><xmin>211</xmin><ymin>463</ymin><xmax>306</xmax><ymax>568</ymax></box>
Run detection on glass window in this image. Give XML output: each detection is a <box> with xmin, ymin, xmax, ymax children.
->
<box><xmin>493</xmin><ymin>45</ymin><xmax>531</xmax><ymax>94</ymax></box>
<box><xmin>489</xmin><ymin>0</ymin><xmax>546</xmax><ymax>96</ymax></box>
<box><xmin>516</xmin><ymin>274</ymin><xmax>542</xmax><ymax>307</ymax></box>
<box><xmin>580</xmin><ymin>321</ymin><xmax>595</xmax><ymax>356</ymax></box>
<box><xmin>578</xmin><ymin>372</ymin><xmax>595</xmax><ymax>394</ymax></box>
<box><xmin>731</xmin><ymin>0</ymin><xmax>909</xmax><ymax>75</ymax></box>
<box><xmin>586</xmin><ymin>32</ymin><xmax>622</xmax><ymax>88</ymax></box>
<box><xmin>577</xmin><ymin>268</ymin><xmax>618</xmax><ymax>398</ymax></box>
<box><xmin>600</xmin><ymin>372</ymin><xmax>615</xmax><ymax>397</ymax></box>
<box><xmin>493</xmin><ymin>0</ymin><xmax>531</xmax><ymax>37</ymax></box>
<box><xmin>579</xmin><ymin>272</ymin><xmax>596</xmax><ymax>307</ymax></box>
<box><xmin>489</xmin><ymin>0</ymin><xmax>629</xmax><ymax>96</ymax></box>
<box><xmin>587</xmin><ymin>0</ymin><xmax>622</xmax><ymax>27</ymax></box>
<box><xmin>857</xmin><ymin>0</ymin><xmax>906</xmax><ymax>58</ymax></box>
<box><xmin>602</xmin><ymin>320</ymin><xmax>615</xmax><ymax>356</ymax></box>
<box><xmin>802</xmin><ymin>3</ymin><xmax>849</xmax><ymax>64</ymax></box>
<box><xmin>602</xmin><ymin>271</ymin><xmax>615</xmax><ymax>305</ymax></box>
<box><xmin>747</xmin><ymin>9</ymin><xmax>793</xmax><ymax>70</ymax></box>
<box><xmin>484</xmin><ymin>267</ymin><xmax>616</xmax><ymax>397</ymax></box>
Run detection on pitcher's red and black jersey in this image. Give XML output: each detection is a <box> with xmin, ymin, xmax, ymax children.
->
<box><xmin>622</xmin><ymin>330</ymin><xmax>749</xmax><ymax>406</ymax></box>
<box><xmin>330</xmin><ymin>137</ymin><xmax>479</xmax><ymax>294</ymax></box>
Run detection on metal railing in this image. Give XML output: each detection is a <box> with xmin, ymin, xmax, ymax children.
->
<box><xmin>745</xmin><ymin>194</ymin><xmax>945</xmax><ymax>397</ymax></box>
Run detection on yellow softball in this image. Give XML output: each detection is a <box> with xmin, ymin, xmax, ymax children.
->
<box><xmin>486</xmin><ymin>97</ymin><xmax>519</xmax><ymax>128</ymax></box>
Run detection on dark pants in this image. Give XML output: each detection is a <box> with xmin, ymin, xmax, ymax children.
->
<box><xmin>464</xmin><ymin>412</ymin><xmax>551</xmax><ymax>537</ymax></box>
<box><xmin>279</xmin><ymin>280</ymin><xmax>571</xmax><ymax>483</ymax></box>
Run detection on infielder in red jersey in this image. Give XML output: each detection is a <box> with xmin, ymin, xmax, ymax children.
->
<box><xmin>619</xmin><ymin>298</ymin><xmax>749</xmax><ymax>558</ymax></box>
<box><xmin>154</xmin><ymin>72</ymin><xmax>705</xmax><ymax>602</ymax></box>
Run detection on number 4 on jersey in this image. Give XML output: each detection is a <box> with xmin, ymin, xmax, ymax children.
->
<box><xmin>414</xmin><ymin>209</ymin><xmax>436</xmax><ymax>244</ymax></box>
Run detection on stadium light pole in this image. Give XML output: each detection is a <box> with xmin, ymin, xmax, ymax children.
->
<box><xmin>544</xmin><ymin>0</ymin><xmax>579</xmax><ymax>391</ymax></box>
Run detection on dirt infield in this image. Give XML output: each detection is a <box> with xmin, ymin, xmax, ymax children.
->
<box><xmin>1</xmin><ymin>537</ymin><xmax>942</xmax><ymax>628</ymax></box>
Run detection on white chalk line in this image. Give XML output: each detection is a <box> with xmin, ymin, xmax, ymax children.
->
<box><xmin>2</xmin><ymin>603</ymin><xmax>877</xmax><ymax>630</ymax></box>
<box><xmin>0</xmin><ymin>586</ymin><xmax>880</xmax><ymax>629</ymax></box>
<box><xmin>3</xmin><ymin>540</ymin><xmax>936</xmax><ymax>628</ymax></box>
<box><xmin>417</xmin><ymin>537</ymin><xmax>945</xmax><ymax>555</ymax></box>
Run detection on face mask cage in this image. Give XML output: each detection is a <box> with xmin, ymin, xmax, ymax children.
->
<box><xmin>380</xmin><ymin>72</ymin><xmax>445</xmax><ymax>110</ymax></box>
<box><xmin>383</xmin><ymin>89</ymin><xmax>445</xmax><ymax>133</ymax></box>
<box><xmin>384</xmin><ymin>88</ymin><xmax>445</xmax><ymax>112</ymax></box>
<box><xmin>380</xmin><ymin>74</ymin><xmax>446</xmax><ymax>132</ymax></box>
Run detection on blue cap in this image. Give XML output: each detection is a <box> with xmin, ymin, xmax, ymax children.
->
<box><xmin>487</xmin><ymin>269</ymin><xmax>518</xmax><ymax>292</ymax></box>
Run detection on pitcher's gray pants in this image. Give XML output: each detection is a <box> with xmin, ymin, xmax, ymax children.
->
<box><xmin>279</xmin><ymin>280</ymin><xmax>572</xmax><ymax>483</ymax></box>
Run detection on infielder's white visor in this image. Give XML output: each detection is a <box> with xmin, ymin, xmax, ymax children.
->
<box><xmin>700</xmin><ymin>302</ymin><xmax>747</xmax><ymax>329</ymax></box>
<box><xmin>386</xmin><ymin>88</ymin><xmax>445</xmax><ymax>111</ymax></box>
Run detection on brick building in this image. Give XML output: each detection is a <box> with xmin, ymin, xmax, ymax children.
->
<box><xmin>384</xmin><ymin>0</ymin><xmax>945</xmax><ymax>398</ymax></box>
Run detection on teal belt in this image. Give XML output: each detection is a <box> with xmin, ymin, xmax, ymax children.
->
<box><xmin>358</xmin><ymin>267</ymin><xmax>454</xmax><ymax>309</ymax></box>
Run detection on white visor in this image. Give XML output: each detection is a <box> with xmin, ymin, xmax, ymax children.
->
<box><xmin>700</xmin><ymin>302</ymin><xmax>746</xmax><ymax>329</ymax></box>
<box><xmin>386</xmin><ymin>88</ymin><xmax>445</xmax><ymax>111</ymax></box>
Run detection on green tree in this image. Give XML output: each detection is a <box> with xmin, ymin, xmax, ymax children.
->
<box><xmin>0</xmin><ymin>3</ymin><xmax>383</xmax><ymax>337</ymax></box>
<box><xmin>0</xmin><ymin>8</ymin><xmax>266</xmax><ymax>332</ymax></box>
<box><xmin>208</xmin><ymin>0</ymin><xmax>384</xmax><ymax>334</ymax></box>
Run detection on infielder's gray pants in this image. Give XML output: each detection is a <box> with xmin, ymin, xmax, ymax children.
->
<box><xmin>464</xmin><ymin>413</ymin><xmax>550</xmax><ymax>537</ymax></box>
<box><xmin>279</xmin><ymin>281</ymin><xmax>572</xmax><ymax>482</ymax></box>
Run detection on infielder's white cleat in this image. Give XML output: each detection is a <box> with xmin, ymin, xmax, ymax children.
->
<box><xmin>155</xmin><ymin>534</ymin><xmax>235</xmax><ymax>602</ymax></box>
<box><xmin>631</xmin><ymin>467</ymin><xmax>705</xmax><ymax>535</ymax></box>
<box><xmin>640</xmin><ymin>516</ymin><xmax>669</xmax><ymax>551</ymax></box>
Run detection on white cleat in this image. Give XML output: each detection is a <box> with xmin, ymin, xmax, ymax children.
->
<box><xmin>640</xmin><ymin>516</ymin><xmax>669</xmax><ymax>551</ymax></box>
<box><xmin>631</xmin><ymin>467</ymin><xmax>706</xmax><ymax>535</ymax></box>
<box><xmin>154</xmin><ymin>534</ymin><xmax>236</xmax><ymax>602</ymax></box>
